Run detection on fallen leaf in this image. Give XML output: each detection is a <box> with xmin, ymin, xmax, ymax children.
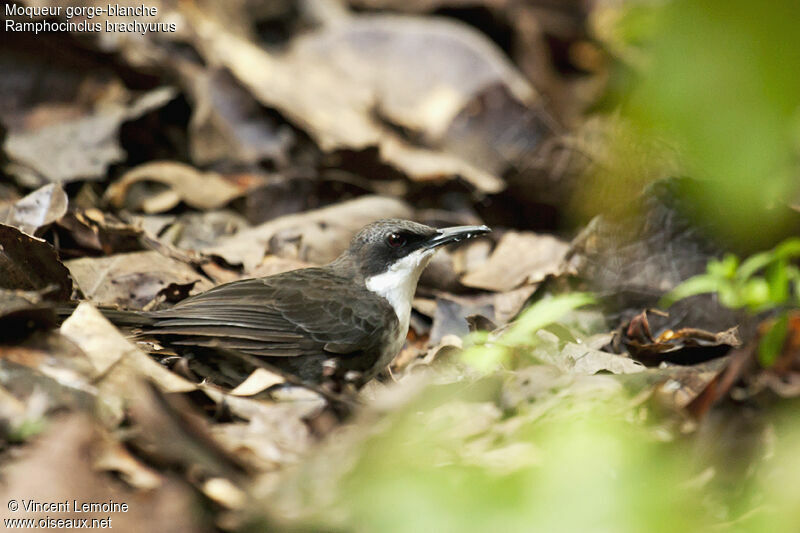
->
<box><xmin>461</xmin><ymin>231</ymin><xmax>568</xmax><ymax>292</ymax></box>
<box><xmin>562</xmin><ymin>343</ymin><xmax>645</xmax><ymax>375</ymax></box>
<box><xmin>622</xmin><ymin>310</ymin><xmax>741</xmax><ymax>365</ymax></box>
<box><xmin>187</xmin><ymin>11</ymin><xmax>545</xmax><ymax>192</ymax></box>
<box><xmin>0</xmin><ymin>224</ymin><xmax>72</xmax><ymax>300</ymax></box>
<box><xmin>248</xmin><ymin>256</ymin><xmax>313</xmax><ymax>279</ymax></box>
<box><xmin>202</xmin><ymin>477</ymin><xmax>248</xmax><ymax>510</ymax></box>
<box><xmin>0</xmin><ymin>183</ymin><xmax>68</xmax><ymax>235</ymax></box>
<box><xmin>66</xmin><ymin>250</ymin><xmax>213</xmax><ymax>308</ymax></box>
<box><xmin>60</xmin><ymin>303</ymin><xmax>195</xmax><ymax>394</ymax></box>
<box><xmin>137</xmin><ymin>209</ymin><xmax>250</xmax><ymax>253</ymax></box>
<box><xmin>4</xmin><ymin>87</ymin><xmax>176</xmax><ymax>186</ymax></box>
<box><xmin>187</xmin><ymin>67</ymin><xmax>294</xmax><ymax>167</ymax></box>
<box><xmin>0</xmin><ymin>415</ymin><xmax>208</xmax><ymax>532</ymax></box>
<box><xmin>127</xmin><ymin>383</ymin><xmax>247</xmax><ymax>479</ymax></box>
<box><xmin>230</xmin><ymin>368</ymin><xmax>286</xmax><ymax>397</ymax></box>
<box><xmin>429</xmin><ymin>297</ymin><xmax>494</xmax><ymax>346</ymax></box>
<box><xmin>56</xmin><ymin>209</ymin><xmax>143</xmax><ymax>256</ymax></box>
<box><xmin>492</xmin><ymin>285</ymin><xmax>537</xmax><ymax>325</ymax></box>
<box><xmin>92</xmin><ymin>429</ymin><xmax>164</xmax><ymax>490</ymax></box>
<box><xmin>106</xmin><ymin>161</ymin><xmax>246</xmax><ymax>213</ymax></box>
<box><xmin>205</xmin><ymin>195</ymin><xmax>412</xmax><ymax>271</ymax></box>
<box><xmin>0</xmin><ymin>332</ymin><xmax>98</xmax><ymax>413</ymax></box>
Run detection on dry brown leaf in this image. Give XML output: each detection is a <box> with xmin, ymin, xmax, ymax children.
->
<box><xmin>56</xmin><ymin>210</ymin><xmax>143</xmax><ymax>255</ymax></box>
<box><xmin>0</xmin><ymin>224</ymin><xmax>72</xmax><ymax>300</ymax></box>
<box><xmin>0</xmin><ymin>415</ymin><xmax>208</xmax><ymax>532</ymax></box>
<box><xmin>66</xmin><ymin>251</ymin><xmax>213</xmax><ymax>308</ymax></box>
<box><xmin>561</xmin><ymin>343</ymin><xmax>645</xmax><ymax>375</ymax></box>
<box><xmin>0</xmin><ymin>183</ymin><xmax>68</xmax><ymax>235</ymax></box>
<box><xmin>202</xmin><ymin>478</ymin><xmax>248</xmax><ymax>510</ymax></box>
<box><xmin>451</xmin><ymin>238</ymin><xmax>492</xmax><ymax>275</ymax></box>
<box><xmin>0</xmin><ymin>332</ymin><xmax>98</xmax><ymax>416</ymax></box>
<box><xmin>107</xmin><ymin>161</ymin><xmax>245</xmax><ymax>213</ymax></box>
<box><xmin>60</xmin><ymin>303</ymin><xmax>195</xmax><ymax>395</ymax></box>
<box><xmin>92</xmin><ymin>430</ymin><xmax>164</xmax><ymax>491</ymax></box>
<box><xmin>200</xmin><ymin>384</ymin><xmax>318</xmax><ymax>470</ymax></box>
<box><xmin>205</xmin><ymin>195</ymin><xmax>412</xmax><ymax>271</ymax></box>
<box><xmin>429</xmin><ymin>297</ymin><xmax>493</xmax><ymax>346</ymax></box>
<box><xmin>248</xmin><ymin>256</ymin><xmax>314</xmax><ymax>279</ymax></box>
<box><xmin>623</xmin><ymin>310</ymin><xmax>741</xmax><ymax>365</ymax></box>
<box><xmin>461</xmin><ymin>231</ymin><xmax>568</xmax><ymax>292</ymax></box>
<box><xmin>186</xmin><ymin>11</ymin><xmax>539</xmax><ymax>192</ymax></box>
<box><xmin>187</xmin><ymin>67</ymin><xmax>294</xmax><ymax>167</ymax></box>
<box><xmin>492</xmin><ymin>285</ymin><xmax>537</xmax><ymax>325</ymax></box>
<box><xmin>230</xmin><ymin>368</ymin><xmax>285</xmax><ymax>397</ymax></box>
<box><xmin>4</xmin><ymin>87</ymin><xmax>175</xmax><ymax>186</ymax></box>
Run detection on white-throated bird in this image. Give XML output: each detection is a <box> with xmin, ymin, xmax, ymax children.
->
<box><xmin>96</xmin><ymin>219</ymin><xmax>490</xmax><ymax>389</ymax></box>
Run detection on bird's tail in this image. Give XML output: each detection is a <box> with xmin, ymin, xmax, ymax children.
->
<box><xmin>56</xmin><ymin>302</ymin><xmax>155</xmax><ymax>328</ymax></box>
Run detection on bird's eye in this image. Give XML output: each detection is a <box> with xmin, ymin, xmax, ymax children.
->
<box><xmin>386</xmin><ymin>232</ymin><xmax>407</xmax><ymax>248</ymax></box>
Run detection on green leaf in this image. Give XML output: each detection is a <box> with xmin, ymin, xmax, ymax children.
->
<box><xmin>758</xmin><ymin>312</ymin><xmax>789</xmax><ymax>367</ymax></box>
<box><xmin>502</xmin><ymin>293</ymin><xmax>596</xmax><ymax>346</ymax></box>
<box><xmin>773</xmin><ymin>238</ymin><xmax>800</xmax><ymax>260</ymax></box>
<box><xmin>737</xmin><ymin>250</ymin><xmax>775</xmax><ymax>281</ymax></box>
<box><xmin>659</xmin><ymin>275</ymin><xmax>722</xmax><ymax>308</ymax></box>
<box><xmin>742</xmin><ymin>278</ymin><xmax>771</xmax><ymax>311</ymax></box>
<box><xmin>461</xmin><ymin>293</ymin><xmax>595</xmax><ymax>374</ymax></box>
<box><xmin>709</xmin><ymin>255</ymin><xmax>739</xmax><ymax>279</ymax></box>
<box><xmin>766</xmin><ymin>258</ymin><xmax>790</xmax><ymax>305</ymax></box>
<box><xmin>460</xmin><ymin>344</ymin><xmax>510</xmax><ymax>374</ymax></box>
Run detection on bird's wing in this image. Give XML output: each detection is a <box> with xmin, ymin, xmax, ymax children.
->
<box><xmin>141</xmin><ymin>269</ymin><xmax>398</xmax><ymax>358</ymax></box>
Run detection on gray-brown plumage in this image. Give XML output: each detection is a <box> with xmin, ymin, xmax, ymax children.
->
<box><xmin>93</xmin><ymin>219</ymin><xmax>490</xmax><ymax>388</ymax></box>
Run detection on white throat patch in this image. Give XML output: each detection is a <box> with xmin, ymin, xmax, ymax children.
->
<box><xmin>365</xmin><ymin>248</ymin><xmax>435</xmax><ymax>333</ymax></box>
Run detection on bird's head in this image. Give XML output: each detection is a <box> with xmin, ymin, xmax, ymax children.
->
<box><xmin>343</xmin><ymin>219</ymin><xmax>490</xmax><ymax>280</ymax></box>
<box><xmin>334</xmin><ymin>219</ymin><xmax>490</xmax><ymax>320</ymax></box>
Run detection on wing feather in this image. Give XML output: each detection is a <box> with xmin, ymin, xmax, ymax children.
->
<box><xmin>139</xmin><ymin>269</ymin><xmax>398</xmax><ymax>360</ymax></box>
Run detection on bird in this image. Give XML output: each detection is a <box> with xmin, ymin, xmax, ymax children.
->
<box><xmin>96</xmin><ymin>219</ymin><xmax>490</xmax><ymax>390</ymax></box>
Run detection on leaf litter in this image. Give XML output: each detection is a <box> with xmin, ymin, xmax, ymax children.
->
<box><xmin>0</xmin><ymin>1</ymin><xmax>793</xmax><ymax>531</ymax></box>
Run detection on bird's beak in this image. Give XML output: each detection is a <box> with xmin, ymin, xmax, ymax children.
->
<box><xmin>423</xmin><ymin>224</ymin><xmax>491</xmax><ymax>249</ymax></box>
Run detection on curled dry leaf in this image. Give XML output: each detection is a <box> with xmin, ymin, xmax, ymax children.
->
<box><xmin>567</xmin><ymin>178</ymin><xmax>745</xmax><ymax>335</ymax></box>
<box><xmin>136</xmin><ymin>210</ymin><xmax>250</xmax><ymax>252</ymax></box>
<box><xmin>0</xmin><ymin>183</ymin><xmax>68</xmax><ymax>236</ymax></box>
<box><xmin>461</xmin><ymin>231</ymin><xmax>569</xmax><ymax>292</ymax></box>
<box><xmin>106</xmin><ymin>161</ymin><xmax>246</xmax><ymax>213</ymax></box>
<box><xmin>65</xmin><ymin>250</ymin><xmax>213</xmax><ymax>309</ymax></box>
<box><xmin>0</xmin><ymin>224</ymin><xmax>72</xmax><ymax>300</ymax></box>
<box><xmin>623</xmin><ymin>310</ymin><xmax>741</xmax><ymax>366</ymax></box>
<box><xmin>208</xmin><ymin>401</ymin><xmax>316</xmax><ymax>471</ymax></box>
<box><xmin>56</xmin><ymin>209</ymin><xmax>143</xmax><ymax>255</ymax></box>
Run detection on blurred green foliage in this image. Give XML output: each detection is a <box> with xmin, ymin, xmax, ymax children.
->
<box><xmin>661</xmin><ymin>239</ymin><xmax>800</xmax><ymax>313</ymax></box>
<box><xmin>662</xmin><ymin>238</ymin><xmax>800</xmax><ymax>365</ymax></box>
<box><xmin>461</xmin><ymin>293</ymin><xmax>596</xmax><ymax>373</ymax></box>
<box><xmin>620</xmin><ymin>0</ymin><xmax>800</xmax><ymax>245</ymax></box>
<box><xmin>272</xmin><ymin>2</ymin><xmax>800</xmax><ymax>530</ymax></box>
